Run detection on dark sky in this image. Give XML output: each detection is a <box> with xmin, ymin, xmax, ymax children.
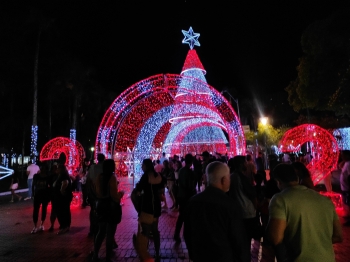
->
<box><xmin>1</xmin><ymin>0</ymin><xmax>349</xmax><ymax>153</ymax></box>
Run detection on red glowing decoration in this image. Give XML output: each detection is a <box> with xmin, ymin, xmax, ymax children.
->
<box><xmin>182</xmin><ymin>49</ymin><xmax>206</xmax><ymax>74</ymax></box>
<box><xmin>279</xmin><ymin>124</ymin><xmax>339</xmax><ymax>185</ymax></box>
<box><xmin>39</xmin><ymin>137</ymin><xmax>85</xmax><ymax>173</ymax></box>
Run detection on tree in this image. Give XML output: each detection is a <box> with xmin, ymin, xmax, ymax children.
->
<box><xmin>245</xmin><ymin>124</ymin><xmax>289</xmax><ymax>152</ymax></box>
<box><xmin>25</xmin><ymin>8</ymin><xmax>55</xmax><ymax>161</ymax></box>
<box><xmin>286</xmin><ymin>9</ymin><xmax>350</xmax><ymax>118</ymax></box>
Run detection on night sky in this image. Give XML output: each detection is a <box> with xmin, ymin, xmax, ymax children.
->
<box><xmin>1</xmin><ymin>0</ymin><xmax>349</xmax><ymax>153</ymax></box>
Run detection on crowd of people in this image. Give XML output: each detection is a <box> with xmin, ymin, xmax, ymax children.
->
<box><xmin>130</xmin><ymin>150</ymin><xmax>344</xmax><ymax>261</ymax></box>
<box><xmin>8</xmin><ymin>148</ymin><xmax>349</xmax><ymax>261</ymax></box>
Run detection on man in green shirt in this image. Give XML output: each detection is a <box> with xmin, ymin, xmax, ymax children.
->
<box><xmin>267</xmin><ymin>163</ymin><xmax>342</xmax><ymax>261</ymax></box>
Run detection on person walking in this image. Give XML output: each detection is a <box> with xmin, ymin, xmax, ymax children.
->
<box><xmin>133</xmin><ymin>158</ymin><xmax>165</xmax><ymax>262</ymax></box>
<box><xmin>54</xmin><ymin>164</ymin><xmax>73</xmax><ymax>234</ymax></box>
<box><xmin>184</xmin><ymin>161</ymin><xmax>250</xmax><ymax>262</ymax></box>
<box><xmin>92</xmin><ymin>159</ymin><xmax>124</xmax><ymax>262</ymax></box>
<box><xmin>87</xmin><ymin>153</ymin><xmax>105</xmax><ymax>237</ymax></box>
<box><xmin>173</xmin><ymin>153</ymin><xmax>196</xmax><ymax>244</ymax></box>
<box><xmin>48</xmin><ymin>162</ymin><xmax>59</xmax><ymax>231</ymax></box>
<box><xmin>31</xmin><ymin>162</ymin><xmax>51</xmax><ymax>233</ymax></box>
<box><xmin>228</xmin><ymin>156</ymin><xmax>259</xmax><ymax>251</ymax></box>
<box><xmin>267</xmin><ymin>163</ymin><xmax>343</xmax><ymax>261</ymax></box>
<box><xmin>25</xmin><ymin>161</ymin><xmax>40</xmax><ymax>200</ymax></box>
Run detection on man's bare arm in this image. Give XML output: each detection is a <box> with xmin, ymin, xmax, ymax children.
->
<box><xmin>266</xmin><ymin>218</ymin><xmax>287</xmax><ymax>246</ymax></box>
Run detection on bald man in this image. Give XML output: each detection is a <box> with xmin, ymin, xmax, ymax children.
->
<box><xmin>183</xmin><ymin>161</ymin><xmax>250</xmax><ymax>262</ymax></box>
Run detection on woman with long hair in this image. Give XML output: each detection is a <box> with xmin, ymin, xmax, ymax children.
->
<box><xmin>93</xmin><ymin>159</ymin><xmax>124</xmax><ymax>262</ymax></box>
<box><xmin>133</xmin><ymin>158</ymin><xmax>165</xmax><ymax>262</ymax></box>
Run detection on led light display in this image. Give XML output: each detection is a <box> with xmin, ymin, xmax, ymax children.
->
<box><xmin>95</xmin><ymin>28</ymin><xmax>245</xmax><ymax>182</ymax></box>
<box><xmin>30</xmin><ymin>125</ymin><xmax>38</xmax><ymax>162</ymax></box>
<box><xmin>182</xmin><ymin>27</ymin><xmax>200</xmax><ymax>50</ymax></box>
<box><xmin>40</xmin><ymin>137</ymin><xmax>85</xmax><ymax>174</ymax></box>
<box><xmin>0</xmin><ymin>166</ymin><xmax>14</xmax><ymax>180</ymax></box>
<box><xmin>279</xmin><ymin>124</ymin><xmax>339</xmax><ymax>185</ymax></box>
<box><xmin>332</xmin><ymin>128</ymin><xmax>350</xmax><ymax>150</ymax></box>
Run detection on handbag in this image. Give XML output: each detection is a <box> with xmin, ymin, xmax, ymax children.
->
<box><xmin>110</xmin><ymin>200</ymin><xmax>122</xmax><ymax>224</ymax></box>
<box><xmin>96</xmin><ymin>198</ymin><xmax>122</xmax><ymax>224</ymax></box>
<box><xmin>11</xmin><ymin>183</ymin><xmax>18</xmax><ymax>190</ymax></box>
<box><xmin>131</xmin><ymin>187</ymin><xmax>142</xmax><ymax>213</ymax></box>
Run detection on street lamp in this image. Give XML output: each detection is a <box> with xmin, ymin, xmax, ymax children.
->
<box><xmin>260</xmin><ymin>117</ymin><xmax>268</xmax><ymax>126</ymax></box>
<box><xmin>260</xmin><ymin>117</ymin><xmax>268</xmax><ymax>169</ymax></box>
<box><xmin>220</xmin><ymin>90</ymin><xmax>240</xmax><ymax>120</ymax></box>
<box><xmin>90</xmin><ymin>147</ymin><xmax>95</xmax><ymax>160</ymax></box>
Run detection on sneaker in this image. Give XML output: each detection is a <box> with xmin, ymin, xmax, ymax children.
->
<box><xmin>38</xmin><ymin>226</ymin><xmax>45</xmax><ymax>232</ymax></box>
<box><xmin>31</xmin><ymin>227</ymin><xmax>37</xmax><ymax>234</ymax></box>
<box><xmin>9</xmin><ymin>199</ymin><xmax>14</xmax><ymax>203</ymax></box>
<box><xmin>24</xmin><ymin>197</ymin><xmax>31</xmax><ymax>201</ymax></box>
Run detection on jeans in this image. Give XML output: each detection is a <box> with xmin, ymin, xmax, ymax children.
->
<box><xmin>33</xmin><ymin>196</ymin><xmax>49</xmax><ymax>224</ymax></box>
<box><xmin>27</xmin><ymin>179</ymin><xmax>33</xmax><ymax>198</ymax></box>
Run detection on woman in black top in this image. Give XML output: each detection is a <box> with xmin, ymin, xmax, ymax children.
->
<box><xmin>31</xmin><ymin>162</ymin><xmax>51</xmax><ymax>233</ymax></box>
<box><xmin>133</xmin><ymin>158</ymin><xmax>164</xmax><ymax>261</ymax></box>
<box><xmin>53</xmin><ymin>164</ymin><xmax>73</xmax><ymax>234</ymax></box>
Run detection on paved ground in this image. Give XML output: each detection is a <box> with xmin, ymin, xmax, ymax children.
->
<box><xmin>0</xmin><ymin>189</ymin><xmax>349</xmax><ymax>262</ymax></box>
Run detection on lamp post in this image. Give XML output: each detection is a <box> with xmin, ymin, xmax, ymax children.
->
<box><xmin>90</xmin><ymin>147</ymin><xmax>95</xmax><ymax>160</ymax></box>
<box><xmin>260</xmin><ymin>117</ymin><xmax>268</xmax><ymax>170</ymax></box>
<box><xmin>220</xmin><ymin>90</ymin><xmax>240</xmax><ymax>120</ymax></box>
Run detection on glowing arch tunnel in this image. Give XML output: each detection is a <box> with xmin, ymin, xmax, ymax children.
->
<box><xmin>95</xmin><ymin>38</ymin><xmax>245</xmax><ymax>181</ymax></box>
<box><xmin>95</xmin><ymin>74</ymin><xmax>245</xmax><ymax>180</ymax></box>
<box><xmin>279</xmin><ymin>124</ymin><xmax>339</xmax><ymax>185</ymax></box>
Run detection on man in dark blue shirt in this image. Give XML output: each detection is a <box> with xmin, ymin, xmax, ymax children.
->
<box><xmin>184</xmin><ymin>161</ymin><xmax>250</xmax><ymax>262</ymax></box>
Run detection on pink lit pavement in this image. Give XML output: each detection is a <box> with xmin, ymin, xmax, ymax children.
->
<box><xmin>0</xmin><ymin>190</ymin><xmax>349</xmax><ymax>262</ymax></box>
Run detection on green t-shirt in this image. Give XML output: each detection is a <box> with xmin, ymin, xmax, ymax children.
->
<box><xmin>269</xmin><ymin>185</ymin><xmax>338</xmax><ymax>262</ymax></box>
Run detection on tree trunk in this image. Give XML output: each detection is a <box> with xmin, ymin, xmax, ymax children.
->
<box><xmin>32</xmin><ymin>30</ymin><xmax>41</xmax><ymax>126</ymax></box>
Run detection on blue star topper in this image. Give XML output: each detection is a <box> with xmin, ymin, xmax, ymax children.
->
<box><xmin>182</xmin><ymin>27</ymin><xmax>200</xmax><ymax>49</ymax></box>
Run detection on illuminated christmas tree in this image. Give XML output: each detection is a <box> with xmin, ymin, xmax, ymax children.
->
<box><xmin>165</xmin><ymin>27</ymin><xmax>228</xmax><ymax>155</ymax></box>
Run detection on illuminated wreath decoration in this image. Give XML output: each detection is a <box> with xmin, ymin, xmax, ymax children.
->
<box><xmin>39</xmin><ymin>137</ymin><xmax>85</xmax><ymax>172</ymax></box>
<box><xmin>279</xmin><ymin>124</ymin><xmax>339</xmax><ymax>184</ymax></box>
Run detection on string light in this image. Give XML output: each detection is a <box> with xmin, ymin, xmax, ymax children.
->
<box><xmin>279</xmin><ymin>124</ymin><xmax>339</xmax><ymax>185</ymax></box>
<box><xmin>332</xmin><ymin>127</ymin><xmax>350</xmax><ymax>150</ymax></box>
<box><xmin>182</xmin><ymin>27</ymin><xmax>201</xmax><ymax>50</ymax></box>
<box><xmin>0</xmin><ymin>166</ymin><xmax>14</xmax><ymax>180</ymax></box>
<box><xmin>95</xmin><ymin>31</ymin><xmax>245</xmax><ymax>181</ymax></box>
<box><xmin>30</xmin><ymin>125</ymin><xmax>38</xmax><ymax>163</ymax></box>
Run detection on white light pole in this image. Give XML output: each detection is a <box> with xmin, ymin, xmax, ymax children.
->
<box><xmin>260</xmin><ymin>117</ymin><xmax>268</xmax><ymax>170</ymax></box>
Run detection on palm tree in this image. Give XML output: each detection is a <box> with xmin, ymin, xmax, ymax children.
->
<box><xmin>28</xmin><ymin>8</ymin><xmax>54</xmax><ymax>162</ymax></box>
